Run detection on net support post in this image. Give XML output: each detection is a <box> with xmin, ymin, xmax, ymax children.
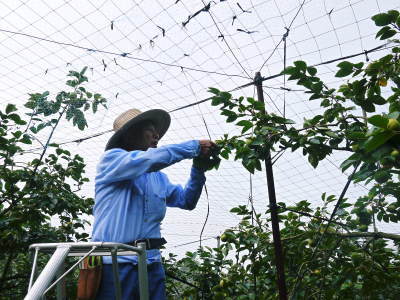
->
<box><xmin>255</xmin><ymin>71</ymin><xmax>288</xmax><ymax>300</ymax></box>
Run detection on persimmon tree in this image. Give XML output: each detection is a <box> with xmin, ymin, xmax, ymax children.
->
<box><xmin>165</xmin><ymin>9</ymin><xmax>400</xmax><ymax>299</ymax></box>
<box><xmin>0</xmin><ymin>68</ymin><xmax>107</xmax><ymax>297</ymax></box>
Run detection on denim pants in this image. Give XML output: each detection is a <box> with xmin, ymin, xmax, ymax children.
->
<box><xmin>96</xmin><ymin>262</ymin><xmax>166</xmax><ymax>300</ymax></box>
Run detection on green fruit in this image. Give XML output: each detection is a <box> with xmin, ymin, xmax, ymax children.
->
<box><xmin>351</xmin><ymin>144</ymin><xmax>359</xmax><ymax>151</ymax></box>
<box><xmin>220</xmin><ymin>234</ymin><xmax>227</xmax><ymax>242</ymax></box>
<box><xmin>391</xmin><ymin>149</ymin><xmax>400</xmax><ymax>158</ymax></box>
<box><xmin>387</xmin><ymin>118</ymin><xmax>400</xmax><ymax>130</ymax></box>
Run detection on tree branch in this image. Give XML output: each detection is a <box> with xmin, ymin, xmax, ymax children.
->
<box><xmin>332</xmin><ymin>231</ymin><xmax>400</xmax><ymax>241</ymax></box>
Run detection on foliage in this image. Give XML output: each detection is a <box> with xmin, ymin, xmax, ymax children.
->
<box><xmin>165</xmin><ymin>202</ymin><xmax>400</xmax><ymax>299</ymax></box>
<box><xmin>0</xmin><ymin>67</ymin><xmax>107</xmax><ymax>296</ymax></box>
<box><xmin>165</xmin><ymin>9</ymin><xmax>400</xmax><ymax>299</ymax></box>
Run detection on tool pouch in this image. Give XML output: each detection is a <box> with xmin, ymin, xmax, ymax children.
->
<box><xmin>77</xmin><ymin>256</ymin><xmax>102</xmax><ymax>300</ymax></box>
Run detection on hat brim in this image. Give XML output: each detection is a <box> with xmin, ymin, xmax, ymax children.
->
<box><xmin>105</xmin><ymin>109</ymin><xmax>171</xmax><ymax>151</ymax></box>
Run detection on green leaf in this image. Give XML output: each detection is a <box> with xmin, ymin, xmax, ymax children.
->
<box><xmin>220</xmin><ymin>150</ymin><xmax>229</xmax><ymax>160</ymax></box>
<box><xmin>361</xmin><ymin>101</ymin><xmax>375</xmax><ymax>113</ymax></box>
<box><xmin>80</xmin><ymin>66</ymin><xmax>88</xmax><ymax>76</ymax></box>
<box><xmin>325</xmin><ymin>131</ymin><xmax>339</xmax><ymax>138</ymax></box>
<box><xmin>337</xmin><ymin>61</ymin><xmax>353</xmax><ymax>70</ymax></box>
<box><xmin>363</xmin><ymin>131</ymin><xmax>395</xmax><ymax>152</ymax></box>
<box><xmin>309</xmin><ymin>93</ymin><xmax>321</xmax><ymax>100</ymax></box>
<box><xmin>308</xmin><ymin>155</ymin><xmax>319</xmax><ymax>168</ymax></box>
<box><xmin>370</xmin><ymin>95</ymin><xmax>386</xmax><ymax>105</ymax></box>
<box><xmin>282</xmin><ymin>66</ymin><xmax>296</xmax><ymax>75</ymax></box>
<box><xmin>368</xmin><ymin>115</ymin><xmax>388</xmax><ymax>128</ymax></box>
<box><xmin>230</xmin><ymin>207</ymin><xmax>241</xmax><ymax>213</ymax></box>
<box><xmin>211</xmin><ymin>97</ymin><xmax>222</xmax><ymax>106</ymax></box>
<box><xmin>388</xmin><ymin>10</ymin><xmax>399</xmax><ymax>21</ymax></box>
<box><xmin>92</xmin><ymin>102</ymin><xmax>98</xmax><ymax>113</ymax></box>
<box><xmin>347</xmin><ymin>131</ymin><xmax>366</xmax><ymax>141</ymax></box>
<box><xmin>336</xmin><ymin>69</ymin><xmax>354</xmax><ymax>78</ymax></box>
<box><xmin>340</xmin><ymin>153</ymin><xmax>360</xmax><ymax>171</ymax></box>
<box><xmin>220</xmin><ymin>92</ymin><xmax>232</xmax><ymax>101</ymax></box>
<box><xmin>226</xmin><ymin>114</ymin><xmax>237</xmax><ymax>123</ymax></box>
<box><xmin>6</xmin><ymin>104</ymin><xmax>17</xmax><ymax>114</ymax></box>
<box><xmin>236</xmin><ymin>120</ymin><xmax>253</xmax><ymax>134</ymax></box>
<box><xmin>321</xmin><ymin>99</ymin><xmax>330</xmax><ymax>107</ymax></box>
<box><xmin>372</xmin><ymin>13</ymin><xmax>392</xmax><ymax>26</ymax></box>
<box><xmin>20</xmin><ymin>134</ymin><xmax>32</xmax><ymax>144</ymax></box>
<box><xmin>294</xmin><ymin>61</ymin><xmax>307</xmax><ymax>71</ymax></box>
<box><xmin>8</xmin><ymin>113</ymin><xmax>26</xmax><ymax>125</ymax></box>
<box><xmin>336</xmin><ymin>61</ymin><xmax>354</xmax><ymax>77</ymax></box>
<box><xmin>307</xmin><ymin>66</ymin><xmax>317</xmax><ymax>76</ymax></box>
<box><xmin>376</xmin><ymin>26</ymin><xmax>397</xmax><ymax>40</ymax></box>
<box><xmin>208</xmin><ymin>87</ymin><xmax>220</xmax><ymax>95</ymax></box>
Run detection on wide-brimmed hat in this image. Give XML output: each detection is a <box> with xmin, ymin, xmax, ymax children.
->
<box><xmin>105</xmin><ymin>108</ymin><xmax>170</xmax><ymax>150</ymax></box>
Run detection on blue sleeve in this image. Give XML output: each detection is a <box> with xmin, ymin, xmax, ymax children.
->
<box><xmin>165</xmin><ymin>167</ymin><xmax>206</xmax><ymax>210</ymax></box>
<box><xmin>96</xmin><ymin>140</ymin><xmax>200</xmax><ymax>185</ymax></box>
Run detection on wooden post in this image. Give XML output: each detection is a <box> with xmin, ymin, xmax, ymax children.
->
<box><xmin>255</xmin><ymin>72</ymin><xmax>288</xmax><ymax>300</ymax></box>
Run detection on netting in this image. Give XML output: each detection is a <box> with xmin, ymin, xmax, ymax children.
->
<box><xmin>0</xmin><ymin>0</ymin><xmax>399</xmax><ymax>257</ymax></box>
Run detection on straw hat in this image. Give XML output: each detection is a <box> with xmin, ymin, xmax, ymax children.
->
<box><xmin>105</xmin><ymin>108</ymin><xmax>170</xmax><ymax>150</ymax></box>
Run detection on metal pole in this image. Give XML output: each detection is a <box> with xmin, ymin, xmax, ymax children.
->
<box><xmin>137</xmin><ymin>242</ymin><xmax>149</xmax><ymax>300</ymax></box>
<box><xmin>255</xmin><ymin>71</ymin><xmax>288</xmax><ymax>300</ymax></box>
<box><xmin>43</xmin><ymin>246</ymin><xmax>98</xmax><ymax>295</ymax></box>
<box><xmin>56</xmin><ymin>262</ymin><xmax>66</xmax><ymax>300</ymax></box>
<box><xmin>111</xmin><ymin>248</ymin><xmax>122</xmax><ymax>300</ymax></box>
<box><xmin>28</xmin><ymin>247</ymin><xmax>39</xmax><ymax>291</ymax></box>
<box><xmin>25</xmin><ymin>245</ymin><xmax>70</xmax><ymax>300</ymax></box>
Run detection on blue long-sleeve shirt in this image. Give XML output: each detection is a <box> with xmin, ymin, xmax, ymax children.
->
<box><xmin>91</xmin><ymin>140</ymin><xmax>206</xmax><ymax>264</ymax></box>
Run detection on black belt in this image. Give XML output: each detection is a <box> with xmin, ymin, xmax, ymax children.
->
<box><xmin>128</xmin><ymin>238</ymin><xmax>167</xmax><ymax>250</ymax></box>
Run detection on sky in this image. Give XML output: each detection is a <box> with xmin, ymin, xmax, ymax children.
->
<box><xmin>0</xmin><ymin>0</ymin><xmax>399</xmax><ymax>258</ymax></box>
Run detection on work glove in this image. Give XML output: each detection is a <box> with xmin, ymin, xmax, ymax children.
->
<box><xmin>193</xmin><ymin>145</ymin><xmax>221</xmax><ymax>171</ymax></box>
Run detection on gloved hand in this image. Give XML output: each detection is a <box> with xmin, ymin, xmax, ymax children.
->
<box><xmin>193</xmin><ymin>144</ymin><xmax>221</xmax><ymax>171</ymax></box>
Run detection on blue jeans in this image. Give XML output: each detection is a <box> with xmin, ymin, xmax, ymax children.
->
<box><xmin>96</xmin><ymin>262</ymin><xmax>166</xmax><ymax>300</ymax></box>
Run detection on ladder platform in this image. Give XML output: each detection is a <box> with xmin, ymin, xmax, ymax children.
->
<box><xmin>29</xmin><ymin>241</ymin><xmax>141</xmax><ymax>256</ymax></box>
<box><xmin>26</xmin><ymin>242</ymin><xmax>149</xmax><ymax>300</ymax></box>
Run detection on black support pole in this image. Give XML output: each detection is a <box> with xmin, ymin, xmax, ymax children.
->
<box><xmin>255</xmin><ymin>72</ymin><xmax>288</xmax><ymax>300</ymax></box>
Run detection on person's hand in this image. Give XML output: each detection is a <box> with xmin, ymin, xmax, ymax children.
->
<box><xmin>199</xmin><ymin>140</ymin><xmax>216</xmax><ymax>156</ymax></box>
<box><xmin>193</xmin><ymin>141</ymin><xmax>221</xmax><ymax>171</ymax></box>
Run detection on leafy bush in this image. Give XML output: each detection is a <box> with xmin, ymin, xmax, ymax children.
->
<box><xmin>0</xmin><ymin>67</ymin><xmax>107</xmax><ymax>296</ymax></box>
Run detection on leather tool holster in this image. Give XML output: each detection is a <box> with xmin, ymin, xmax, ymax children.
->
<box><xmin>76</xmin><ymin>256</ymin><xmax>102</xmax><ymax>300</ymax></box>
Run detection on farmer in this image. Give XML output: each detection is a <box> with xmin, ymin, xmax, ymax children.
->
<box><xmin>91</xmin><ymin>108</ymin><xmax>216</xmax><ymax>299</ymax></box>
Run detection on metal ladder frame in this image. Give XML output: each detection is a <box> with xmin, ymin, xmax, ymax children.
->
<box><xmin>25</xmin><ymin>242</ymin><xmax>149</xmax><ymax>300</ymax></box>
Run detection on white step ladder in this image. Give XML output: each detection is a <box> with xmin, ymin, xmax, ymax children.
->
<box><xmin>25</xmin><ymin>242</ymin><xmax>149</xmax><ymax>300</ymax></box>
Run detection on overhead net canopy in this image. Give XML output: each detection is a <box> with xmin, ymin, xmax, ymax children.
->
<box><xmin>0</xmin><ymin>0</ymin><xmax>398</xmax><ymax>257</ymax></box>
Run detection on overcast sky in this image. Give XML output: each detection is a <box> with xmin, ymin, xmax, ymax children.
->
<box><xmin>0</xmin><ymin>0</ymin><xmax>399</xmax><ymax>257</ymax></box>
